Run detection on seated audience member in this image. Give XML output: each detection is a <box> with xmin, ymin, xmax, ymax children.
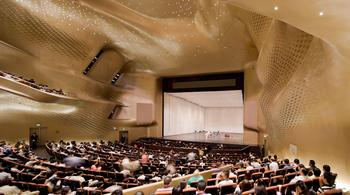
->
<box><xmin>65</xmin><ymin>173</ymin><xmax>86</xmax><ymax>183</ymax></box>
<box><xmin>173</xmin><ymin>180</ymin><xmax>187</xmax><ymax>195</ymax></box>
<box><xmin>0</xmin><ymin>185</ymin><xmax>22</xmax><ymax>194</ymax></box>
<box><xmin>246</xmin><ymin>162</ymin><xmax>254</xmax><ymax>170</ymax></box>
<box><xmin>262</xmin><ymin>158</ymin><xmax>270</xmax><ymax>168</ymax></box>
<box><xmin>187</xmin><ymin>152</ymin><xmax>196</xmax><ymax>162</ymax></box>
<box><xmin>172</xmin><ymin>187</ymin><xmax>182</xmax><ymax>195</ymax></box>
<box><xmin>290</xmin><ymin>168</ymin><xmax>309</xmax><ymax>183</ymax></box>
<box><xmin>273</xmin><ymin>155</ymin><xmax>278</xmax><ymax>161</ymax></box>
<box><xmin>188</xmin><ymin>170</ymin><xmax>204</xmax><ymax>185</ymax></box>
<box><xmin>0</xmin><ymin>171</ymin><xmax>13</xmax><ymax>186</ymax></box>
<box><xmin>238</xmin><ymin>179</ymin><xmax>254</xmax><ymax>193</ymax></box>
<box><xmin>293</xmin><ymin>159</ymin><xmax>300</xmax><ymax>170</ymax></box>
<box><xmin>320</xmin><ymin>165</ymin><xmax>336</xmax><ymax>188</ymax></box>
<box><xmin>91</xmin><ymin>161</ymin><xmax>102</xmax><ymax>172</ymax></box>
<box><xmin>309</xmin><ymin>160</ymin><xmax>317</xmax><ymax>171</ymax></box>
<box><xmin>254</xmin><ymin>185</ymin><xmax>267</xmax><ymax>195</ymax></box>
<box><xmin>216</xmin><ymin>169</ymin><xmax>236</xmax><ymax>182</ymax></box>
<box><xmin>217</xmin><ymin>170</ymin><xmax>233</xmax><ymax>187</ymax></box>
<box><xmin>111</xmin><ymin>187</ymin><xmax>123</xmax><ymax>195</ymax></box>
<box><xmin>60</xmin><ymin>186</ymin><xmax>73</xmax><ymax>195</ymax></box>
<box><xmin>141</xmin><ymin>152</ymin><xmax>149</xmax><ymax>164</ymax></box>
<box><xmin>46</xmin><ymin>177</ymin><xmax>61</xmax><ymax>193</ymax></box>
<box><xmin>155</xmin><ymin>176</ymin><xmax>173</xmax><ymax>193</ymax></box>
<box><xmin>251</xmin><ymin>160</ymin><xmax>261</xmax><ymax>169</ymax></box>
<box><xmin>166</xmin><ymin>161</ymin><xmax>176</xmax><ymax>175</ymax></box>
<box><xmin>235</xmin><ymin>162</ymin><xmax>246</xmax><ymax>172</ymax></box>
<box><xmin>283</xmin><ymin>159</ymin><xmax>293</xmax><ymax>169</ymax></box>
<box><xmin>269</xmin><ymin>158</ymin><xmax>279</xmax><ymax>171</ymax></box>
<box><xmin>243</xmin><ymin>171</ymin><xmax>254</xmax><ymax>183</ymax></box>
<box><xmin>310</xmin><ymin>168</ymin><xmax>321</xmax><ymax>179</ymax></box>
<box><xmin>104</xmin><ymin>184</ymin><xmax>123</xmax><ymax>193</ymax></box>
<box><xmin>255</xmin><ymin>178</ymin><xmax>266</xmax><ymax>187</ymax></box>
<box><xmin>295</xmin><ymin>180</ymin><xmax>317</xmax><ymax>195</ymax></box>
<box><xmin>196</xmin><ymin>180</ymin><xmax>210</xmax><ymax>195</ymax></box>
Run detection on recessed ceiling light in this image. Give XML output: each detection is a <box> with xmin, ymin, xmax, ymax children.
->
<box><xmin>274</xmin><ymin>6</ymin><xmax>279</xmax><ymax>11</ymax></box>
<box><xmin>319</xmin><ymin>11</ymin><xmax>324</xmax><ymax>16</ymax></box>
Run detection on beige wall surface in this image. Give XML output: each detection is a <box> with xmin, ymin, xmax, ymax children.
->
<box><xmin>235</xmin><ymin>7</ymin><xmax>350</xmax><ymax>187</ymax></box>
<box><xmin>243</xmin><ymin>128</ymin><xmax>259</xmax><ymax>145</ymax></box>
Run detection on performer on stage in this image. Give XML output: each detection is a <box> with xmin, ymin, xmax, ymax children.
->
<box><xmin>205</xmin><ymin>131</ymin><xmax>212</xmax><ymax>140</ymax></box>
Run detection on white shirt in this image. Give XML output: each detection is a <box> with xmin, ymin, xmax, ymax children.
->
<box><xmin>0</xmin><ymin>172</ymin><xmax>13</xmax><ymax>181</ymax></box>
<box><xmin>188</xmin><ymin>152</ymin><xmax>196</xmax><ymax>161</ymax></box>
<box><xmin>290</xmin><ymin>175</ymin><xmax>308</xmax><ymax>183</ymax></box>
<box><xmin>218</xmin><ymin>179</ymin><xmax>233</xmax><ymax>187</ymax></box>
<box><xmin>246</xmin><ymin>165</ymin><xmax>254</xmax><ymax>170</ymax></box>
<box><xmin>65</xmin><ymin>176</ymin><xmax>85</xmax><ymax>183</ymax></box>
<box><xmin>269</xmin><ymin>161</ymin><xmax>279</xmax><ymax>171</ymax></box>
<box><xmin>252</xmin><ymin>162</ymin><xmax>262</xmax><ymax>169</ymax></box>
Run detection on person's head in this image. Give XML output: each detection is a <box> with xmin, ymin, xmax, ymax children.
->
<box><xmin>193</xmin><ymin>169</ymin><xmax>200</xmax><ymax>176</ymax></box>
<box><xmin>254</xmin><ymin>185</ymin><xmax>267</xmax><ymax>195</ymax></box>
<box><xmin>309</xmin><ymin>160</ymin><xmax>316</xmax><ymax>167</ymax></box>
<box><xmin>313</xmin><ymin>168</ymin><xmax>321</xmax><ymax>177</ymax></box>
<box><xmin>263</xmin><ymin>158</ymin><xmax>269</xmax><ymax>163</ymax></box>
<box><xmin>245</xmin><ymin>171</ymin><xmax>252</xmax><ymax>180</ymax></box>
<box><xmin>284</xmin><ymin>159</ymin><xmax>290</xmax><ymax>165</ymax></box>
<box><xmin>60</xmin><ymin>186</ymin><xmax>71</xmax><ymax>195</ymax></box>
<box><xmin>197</xmin><ymin>180</ymin><xmax>206</xmax><ymax>191</ymax></box>
<box><xmin>172</xmin><ymin>187</ymin><xmax>182</xmax><ymax>195</ymax></box>
<box><xmin>223</xmin><ymin>170</ymin><xmax>230</xmax><ymax>179</ymax></box>
<box><xmin>273</xmin><ymin>155</ymin><xmax>277</xmax><ymax>160</ymax></box>
<box><xmin>323</xmin><ymin>165</ymin><xmax>331</xmax><ymax>173</ymax></box>
<box><xmin>111</xmin><ymin>187</ymin><xmax>123</xmax><ymax>195</ymax></box>
<box><xmin>179</xmin><ymin>180</ymin><xmax>187</xmax><ymax>190</ymax></box>
<box><xmin>164</xmin><ymin>176</ymin><xmax>172</xmax><ymax>187</ymax></box>
<box><xmin>300</xmin><ymin>168</ymin><xmax>308</xmax><ymax>176</ymax></box>
<box><xmin>295</xmin><ymin>180</ymin><xmax>308</xmax><ymax>194</ymax></box>
<box><xmin>240</xmin><ymin>179</ymin><xmax>253</xmax><ymax>192</ymax></box>
<box><xmin>255</xmin><ymin>178</ymin><xmax>266</xmax><ymax>187</ymax></box>
<box><xmin>294</xmin><ymin>159</ymin><xmax>300</xmax><ymax>165</ymax></box>
<box><xmin>322</xmin><ymin>165</ymin><xmax>335</xmax><ymax>186</ymax></box>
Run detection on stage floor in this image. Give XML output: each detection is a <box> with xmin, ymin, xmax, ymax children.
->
<box><xmin>163</xmin><ymin>132</ymin><xmax>243</xmax><ymax>145</ymax></box>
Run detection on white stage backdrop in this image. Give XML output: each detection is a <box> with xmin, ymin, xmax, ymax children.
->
<box><xmin>164</xmin><ymin>93</ymin><xmax>204</xmax><ymax>136</ymax></box>
<box><xmin>204</xmin><ymin>107</ymin><xmax>243</xmax><ymax>133</ymax></box>
<box><xmin>164</xmin><ymin>93</ymin><xmax>243</xmax><ymax>136</ymax></box>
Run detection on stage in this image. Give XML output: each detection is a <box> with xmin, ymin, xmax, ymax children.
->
<box><xmin>163</xmin><ymin>131</ymin><xmax>243</xmax><ymax>145</ymax></box>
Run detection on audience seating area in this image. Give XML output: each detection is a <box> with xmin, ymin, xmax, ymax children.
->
<box><xmin>0</xmin><ymin>71</ymin><xmax>65</xmax><ymax>95</ymax></box>
<box><xmin>0</xmin><ymin>138</ymin><xmax>342</xmax><ymax>195</ymax></box>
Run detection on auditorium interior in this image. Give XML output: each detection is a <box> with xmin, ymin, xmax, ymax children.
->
<box><xmin>0</xmin><ymin>0</ymin><xmax>349</xmax><ymax>194</ymax></box>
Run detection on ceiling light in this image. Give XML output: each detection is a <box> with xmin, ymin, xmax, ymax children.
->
<box><xmin>319</xmin><ymin>11</ymin><xmax>324</xmax><ymax>16</ymax></box>
<box><xmin>274</xmin><ymin>6</ymin><xmax>279</xmax><ymax>11</ymax></box>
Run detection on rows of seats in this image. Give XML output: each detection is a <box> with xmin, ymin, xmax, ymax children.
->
<box><xmin>0</xmin><ymin>140</ymin><xmax>258</xmax><ymax>194</ymax></box>
<box><xmin>151</xmin><ymin>159</ymin><xmax>340</xmax><ymax>195</ymax></box>
<box><xmin>1</xmin><ymin>139</ymin><xmax>342</xmax><ymax>195</ymax></box>
<box><xmin>155</xmin><ymin>183</ymin><xmax>342</xmax><ymax>195</ymax></box>
<box><xmin>0</xmin><ymin>70</ymin><xmax>65</xmax><ymax>95</ymax></box>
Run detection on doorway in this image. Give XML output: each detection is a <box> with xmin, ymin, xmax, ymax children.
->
<box><xmin>29</xmin><ymin>126</ymin><xmax>48</xmax><ymax>147</ymax></box>
<box><xmin>119</xmin><ymin>131</ymin><xmax>128</xmax><ymax>144</ymax></box>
